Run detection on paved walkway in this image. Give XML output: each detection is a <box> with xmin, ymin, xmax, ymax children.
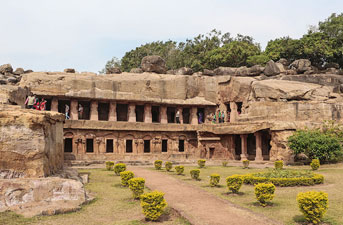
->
<box><xmin>129</xmin><ymin>167</ymin><xmax>281</xmax><ymax>225</ymax></box>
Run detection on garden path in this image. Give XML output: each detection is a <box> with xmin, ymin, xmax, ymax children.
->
<box><xmin>130</xmin><ymin>167</ymin><xmax>281</xmax><ymax>225</ymax></box>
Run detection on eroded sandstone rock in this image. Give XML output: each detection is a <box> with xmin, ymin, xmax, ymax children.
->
<box><xmin>174</xmin><ymin>67</ymin><xmax>193</xmax><ymax>75</ymax></box>
<box><xmin>130</xmin><ymin>68</ymin><xmax>143</xmax><ymax>73</ymax></box>
<box><xmin>0</xmin><ymin>64</ymin><xmax>13</xmax><ymax>74</ymax></box>
<box><xmin>263</xmin><ymin>60</ymin><xmax>285</xmax><ymax>76</ymax></box>
<box><xmin>13</xmin><ymin>68</ymin><xmax>25</xmax><ymax>75</ymax></box>
<box><xmin>106</xmin><ymin>67</ymin><xmax>121</xmax><ymax>74</ymax></box>
<box><xmin>141</xmin><ymin>55</ymin><xmax>167</xmax><ymax>74</ymax></box>
<box><xmin>64</xmin><ymin>68</ymin><xmax>75</xmax><ymax>73</ymax></box>
<box><xmin>290</xmin><ymin>59</ymin><xmax>312</xmax><ymax>73</ymax></box>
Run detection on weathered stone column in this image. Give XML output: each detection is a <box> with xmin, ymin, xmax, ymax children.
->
<box><xmin>229</xmin><ymin>135</ymin><xmax>235</xmax><ymax>159</ymax></box>
<box><xmin>109</xmin><ymin>102</ymin><xmax>117</xmax><ymax>121</ymax></box>
<box><xmin>240</xmin><ymin>134</ymin><xmax>248</xmax><ymax>161</ymax></box>
<box><xmin>254</xmin><ymin>132</ymin><xmax>263</xmax><ymax>161</ymax></box>
<box><xmin>230</xmin><ymin>102</ymin><xmax>238</xmax><ymax>122</ymax></box>
<box><xmin>177</xmin><ymin>107</ymin><xmax>183</xmax><ymax>124</ymax></box>
<box><xmin>51</xmin><ymin>98</ymin><xmax>58</xmax><ymax>112</ymax></box>
<box><xmin>144</xmin><ymin>104</ymin><xmax>152</xmax><ymax>123</ymax></box>
<box><xmin>70</xmin><ymin>100</ymin><xmax>78</xmax><ymax>120</ymax></box>
<box><xmin>90</xmin><ymin>101</ymin><xmax>98</xmax><ymax>121</ymax></box>
<box><xmin>160</xmin><ymin>106</ymin><xmax>167</xmax><ymax>124</ymax></box>
<box><xmin>190</xmin><ymin>107</ymin><xmax>198</xmax><ymax>125</ymax></box>
<box><xmin>128</xmin><ymin>103</ymin><xmax>136</xmax><ymax>122</ymax></box>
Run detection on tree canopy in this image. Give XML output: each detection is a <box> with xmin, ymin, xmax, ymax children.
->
<box><xmin>102</xmin><ymin>13</ymin><xmax>343</xmax><ymax>73</ymax></box>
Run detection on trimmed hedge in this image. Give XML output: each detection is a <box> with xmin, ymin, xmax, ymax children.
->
<box><xmin>274</xmin><ymin>160</ymin><xmax>284</xmax><ymax>170</ymax></box>
<box><xmin>165</xmin><ymin>161</ymin><xmax>173</xmax><ymax>171</ymax></box>
<box><xmin>226</xmin><ymin>175</ymin><xmax>243</xmax><ymax>193</ymax></box>
<box><xmin>311</xmin><ymin>159</ymin><xmax>320</xmax><ymax>171</ymax></box>
<box><xmin>242</xmin><ymin>160</ymin><xmax>249</xmax><ymax>168</ymax></box>
<box><xmin>254</xmin><ymin>183</ymin><xmax>275</xmax><ymax>206</ymax></box>
<box><xmin>140</xmin><ymin>191</ymin><xmax>167</xmax><ymax>221</ymax></box>
<box><xmin>154</xmin><ymin>160</ymin><xmax>163</xmax><ymax>170</ymax></box>
<box><xmin>190</xmin><ymin>169</ymin><xmax>200</xmax><ymax>180</ymax></box>
<box><xmin>175</xmin><ymin>165</ymin><xmax>184</xmax><ymax>175</ymax></box>
<box><xmin>210</xmin><ymin>173</ymin><xmax>220</xmax><ymax>187</ymax></box>
<box><xmin>128</xmin><ymin>177</ymin><xmax>145</xmax><ymax>199</ymax></box>
<box><xmin>297</xmin><ymin>191</ymin><xmax>328</xmax><ymax>224</ymax></box>
<box><xmin>105</xmin><ymin>161</ymin><xmax>114</xmax><ymax>171</ymax></box>
<box><xmin>243</xmin><ymin>174</ymin><xmax>324</xmax><ymax>187</ymax></box>
<box><xmin>114</xmin><ymin>163</ymin><xmax>126</xmax><ymax>176</ymax></box>
<box><xmin>120</xmin><ymin>171</ymin><xmax>134</xmax><ymax>186</ymax></box>
<box><xmin>198</xmin><ymin>159</ymin><xmax>206</xmax><ymax>168</ymax></box>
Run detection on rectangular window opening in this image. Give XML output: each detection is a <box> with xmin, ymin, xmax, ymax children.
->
<box><xmin>179</xmin><ymin>140</ymin><xmax>185</xmax><ymax>152</ymax></box>
<box><xmin>144</xmin><ymin>140</ymin><xmax>151</xmax><ymax>153</ymax></box>
<box><xmin>135</xmin><ymin>105</ymin><xmax>144</xmax><ymax>122</ymax></box>
<box><xmin>162</xmin><ymin>140</ymin><xmax>168</xmax><ymax>152</ymax></box>
<box><xmin>152</xmin><ymin>106</ymin><xmax>160</xmax><ymax>123</ymax></box>
<box><xmin>86</xmin><ymin>139</ymin><xmax>94</xmax><ymax>153</ymax></box>
<box><xmin>126</xmin><ymin>140</ymin><xmax>133</xmax><ymax>153</ymax></box>
<box><xmin>117</xmin><ymin>104</ymin><xmax>129</xmax><ymax>121</ymax></box>
<box><xmin>98</xmin><ymin>102</ymin><xmax>110</xmax><ymax>121</ymax></box>
<box><xmin>182</xmin><ymin>108</ymin><xmax>190</xmax><ymax>124</ymax></box>
<box><xmin>64</xmin><ymin>138</ymin><xmax>73</xmax><ymax>152</ymax></box>
<box><xmin>106</xmin><ymin>139</ymin><xmax>114</xmax><ymax>153</ymax></box>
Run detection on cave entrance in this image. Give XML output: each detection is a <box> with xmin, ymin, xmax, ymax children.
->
<box><xmin>98</xmin><ymin>102</ymin><xmax>109</xmax><ymax>121</ymax></box>
<box><xmin>135</xmin><ymin>105</ymin><xmax>144</xmax><ymax>122</ymax></box>
<box><xmin>117</xmin><ymin>104</ymin><xmax>128</xmax><ymax>121</ymax></box>
<box><xmin>152</xmin><ymin>106</ymin><xmax>160</xmax><ymax>123</ymax></box>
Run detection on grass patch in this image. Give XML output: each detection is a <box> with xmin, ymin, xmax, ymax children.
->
<box><xmin>1</xmin><ymin>168</ymin><xmax>189</xmax><ymax>225</ymax></box>
<box><xmin>162</xmin><ymin>164</ymin><xmax>343</xmax><ymax>225</ymax></box>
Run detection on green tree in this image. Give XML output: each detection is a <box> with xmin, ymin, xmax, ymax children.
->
<box><xmin>99</xmin><ymin>57</ymin><xmax>121</xmax><ymax>74</ymax></box>
<box><xmin>264</xmin><ymin>37</ymin><xmax>302</xmax><ymax>62</ymax></box>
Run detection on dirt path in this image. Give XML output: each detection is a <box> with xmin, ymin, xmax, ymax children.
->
<box><xmin>130</xmin><ymin>167</ymin><xmax>281</xmax><ymax>225</ymax></box>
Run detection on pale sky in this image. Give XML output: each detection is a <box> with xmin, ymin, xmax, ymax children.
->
<box><xmin>1</xmin><ymin>0</ymin><xmax>342</xmax><ymax>72</ymax></box>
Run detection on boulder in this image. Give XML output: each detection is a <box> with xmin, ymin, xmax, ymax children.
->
<box><xmin>290</xmin><ymin>59</ymin><xmax>311</xmax><ymax>73</ymax></box>
<box><xmin>247</xmin><ymin>65</ymin><xmax>264</xmax><ymax>76</ymax></box>
<box><xmin>0</xmin><ymin>64</ymin><xmax>13</xmax><ymax>74</ymax></box>
<box><xmin>7</xmin><ymin>77</ymin><xmax>18</xmax><ymax>84</ymax></box>
<box><xmin>203</xmin><ymin>69</ymin><xmax>215</xmax><ymax>76</ymax></box>
<box><xmin>234</xmin><ymin>66</ymin><xmax>249</xmax><ymax>76</ymax></box>
<box><xmin>214</xmin><ymin>67</ymin><xmax>237</xmax><ymax>75</ymax></box>
<box><xmin>166</xmin><ymin>69</ymin><xmax>175</xmax><ymax>75</ymax></box>
<box><xmin>325</xmin><ymin>68</ymin><xmax>339</xmax><ymax>74</ymax></box>
<box><xmin>174</xmin><ymin>67</ymin><xmax>193</xmax><ymax>75</ymax></box>
<box><xmin>24</xmin><ymin>69</ymin><xmax>33</xmax><ymax>73</ymax></box>
<box><xmin>106</xmin><ymin>67</ymin><xmax>121</xmax><ymax>74</ymax></box>
<box><xmin>13</xmin><ymin>68</ymin><xmax>25</xmax><ymax>75</ymax></box>
<box><xmin>277</xmin><ymin>58</ymin><xmax>290</xmax><ymax>66</ymax></box>
<box><xmin>141</xmin><ymin>55</ymin><xmax>167</xmax><ymax>74</ymax></box>
<box><xmin>64</xmin><ymin>68</ymin><xmax>75</xmax><ymax>73</ymax></box>
<box><xmin>130</xmin><ymin>68</ymin><xmax>143</xmax><ymax>74</ymax></box>
<box><xmin>285</xmin><ymin>69</ymin><xmax>297</xmax><ymax>75</ymax></box>
<box><xmin>0</xmin><ymin>79</ymin><xmax>7</xmax><ymax>85</ymax></box>
<box><xmin>324</xmin><ymin>62</ymin><xmax>340</xmax><ymax>69</ymax></box>
<box><xmin>263</xmin><ymin>60</ymin><xmax>285</xmax><ymax>76</ymax></box>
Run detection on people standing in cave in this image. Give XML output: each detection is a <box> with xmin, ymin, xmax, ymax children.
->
<box><xmin>198</xmin><ymin>112</ymin><xmax>203</xmax><ymax>124</ymax></box>
<box><xmin>218</xmin><ymin>111</ymin><xmax>222</xmax><ymax>123</ymax></box>
<box><xmin>33</xmin><ymin>97</ymin><xmax>40</xmax><ymax>110</ymax></box>
<box><xmin>78</xmin><ymin>104</ymin><xmax>84</xmax><ymax>119</ymax></box>
<box><xmin>40</xmin><ymin>98</ymin><xmax>47</xmax><ymax>111</ymax></box>
<box><xmin>24</xmin><ymin>93</ymin><xmax>35</xmax><ymax>109</ymax></box>
<box><xmin>65</xmin><ymin>104</ymin><xmax>70</xmax><ymax>119</ymax></box>
<box><xmin>175</xmin><ymin>109</ymin><xmax>180</xmax><ymax>123</ymax></box>
<box><xmin>212</xmin><ymin>113</ymin><xmax>216</xmax><ymax>124</ymax></box>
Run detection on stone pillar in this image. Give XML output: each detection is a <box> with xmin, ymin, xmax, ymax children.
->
<box><xmin>254</xmin><ymin>132</ymin><xmax>263</xmax><ymax>161</ymax></box>
<box><xmin>109</xmin><ymin>102</ymin><xmax>117</xmax><ymax>121</ymax></box>
<box><xmin>229</xmin><ymin>135</ymin><xmax>235</xmax><ymax>159</ymax></box>
<box><xmin>230</xmin><ymin>102</ymin><xmax>238</xmax><ymax>123</ymax></box>
<box><xmin>90</xmin><ymin>101</ymin><xmax>98</xmax><ymax>121</ymax></box>
<box><xmin>190</xmin><ymin>107</ymin><xmax>198</xmax><ymax>125</ymax></box>
<box><xmin>51</xmin><ymin>98</ymin><xmax>58</xmax><ymax>112</ymax></box>
<box><xmin>144</xmin><ymin>104</ymin><xmax>152</xmax><ymax>123</ymax></box>
<box><xmin>70</xmin><ymin>100</ymin><xmax>78</xmax><ymax>120</ymax></box>
<box><xmin>128</xmin><ymin>103</ymin><xmax>136</xmax><ymax>122</ymax></box>
<box><xmin>240</xmin><ymin>134</ymin><xmax>248</xmax><ymax>161</ymax></box>
<box><xmin>160</xmin><ymin>106</ymin><xmax>167</xmax><ymax>124</ymax></box>
<box><xmin>177</xmin><ymin>107</ymin><xmax>183</xmax><ymax>124</ymax></box>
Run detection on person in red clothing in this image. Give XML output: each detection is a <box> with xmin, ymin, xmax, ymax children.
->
<box><xmin>40</xmin><ymin>98</ymin><xmax>47</xmax><ymax>111</ymax></box>
<box><xmin>33</xmin><ymin>97</ymin><xmax>40</xmax><ymax>110</ymax></box>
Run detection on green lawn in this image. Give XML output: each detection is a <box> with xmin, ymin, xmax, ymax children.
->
<box><xmin>158</xmin><ymin>163</ymin><xmax>343</xmax><ymax>225</ymax></box>
<box><xmin>0</xmin><ymin>169</ymin><xmax>190</xmax><ymax>225</ymax></box>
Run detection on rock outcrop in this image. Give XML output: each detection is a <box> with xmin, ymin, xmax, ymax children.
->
<box><xmin>141</xmin><ymin>55</ymin><xmax>167</xmax><ymax>74</ymax></box>
<box><xmin>64</xmin><ymin>68</ymin><xmax>76</xmax><ymax>73</ymax></box>
<box><xmin>263</xmin><ymin>60</ymin><xmax>285</xmax><ymax>76</ymax></box>
<box><xmin>106</xmin><ymin>67</ymin><xmax>121</xmax><ymax>74</ymax></box>
<box><xmin>0</xmin><ymin>64</ymin><xmax>13</xmax><ymax>74</ymax></box>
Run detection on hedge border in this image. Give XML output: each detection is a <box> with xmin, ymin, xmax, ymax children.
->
<box><xmin>243</xmin><ymin>173</ymin><xmax>324</xmax><ymax>187</ymax></box>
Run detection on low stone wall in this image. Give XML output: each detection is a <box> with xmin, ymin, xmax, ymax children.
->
<box><xmin>0</xmin><ymin>105</ymin><xmax>65</xmax><ymax>178</ymax></box>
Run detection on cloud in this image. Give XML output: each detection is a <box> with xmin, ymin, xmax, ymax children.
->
<box><xmin>0</xmin><ymin>0</ymin><xmax>342</xmax><ymax>72</ymax></box>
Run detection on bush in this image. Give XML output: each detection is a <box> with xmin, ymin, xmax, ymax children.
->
<box><xmin>311</xmin><ymin>159</ymin><xmax>320</xmax><ymax>171</ymax></box>
<box><xmin>128</xmin><ymin>177</ymin><xmax>145</xmax><ymax>199</ymax></box>
<box><xmin>254</xmin><ymin>183</ymin><xmax>276</xmax><ymax>206</ymax></box>
<box><xmin>297</xmin><ymin>191</ymin><xmax>328</xmax><ymax>224</ymax></box>
<box><xmin>210</xmin><ymin>173</ymin><xmax>220</xmax><ymax>187</ymax></box>
<box><xmin>175</xmin><ymin>166</ymin><xmax>184</xmax><ymax>175</ymax></box>
<box><xmin>165</xmin><ymin>161</ymin><xmax>172</xmax><ymax>171</ymax></box>
<box><xmin>288</xmin><ymin>129</ymin><xmax>343</xmax><ymax>162</ymax></box>
<box><xmin>274</xmin><ymin>160</ymin><xmax>284</xmax><ymax>170</ymax></box>
<box><xmin>244</xmin><ymin>172</ymin><xmax>324</xmax><ymax>187</ymax></box>
<box><xmin>198</xmin><ymin>159</ymin><xmax>206</xmax><ymax>168</ymax></box>
<box><xmin>120</xmin><ymin>171</ymin><xmax>134</xmax><ymax>186</ymax></box>
<box><xmin>226</xmin><ymin>175</ymin><xmax>243</xmax><ymax>193</ymax></box>
<box><xmin>190</xmin><ymin>169</ymin><xmax>200</xmax><ymax>180</ymax></box>
<box><xmin>242</xmin><ymin>160</ymin><xmax>249</xmax><ymax>168</ymax></box>
<box><xmin>154</xmin><ymin>160</ymin><xmax>163</xmax><ymax>170</ymax></box>
<box><xmin>222</xmin><ymin>161</ymin><xmax>228</xmax><ymax>167</ymax></box>
<box><xmin>140</xmin><ymin>191</ymin><xmax>167</xmax><ymax>221</ymax></box>
<box><xmin>114</xmin><ymin>163</ymin><xmax>126</xmax><ymax>176</ymax></box>
<box><xmin>105</xmin><ymin>161</ymin><xmax>114</xmax><ymax>171</ymax></box>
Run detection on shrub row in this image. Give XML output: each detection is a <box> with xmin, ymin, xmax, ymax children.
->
<box><xmin>243</xmin><ymin>174</ymin><xmax>324</xmax><ymax>187</ymax></box>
